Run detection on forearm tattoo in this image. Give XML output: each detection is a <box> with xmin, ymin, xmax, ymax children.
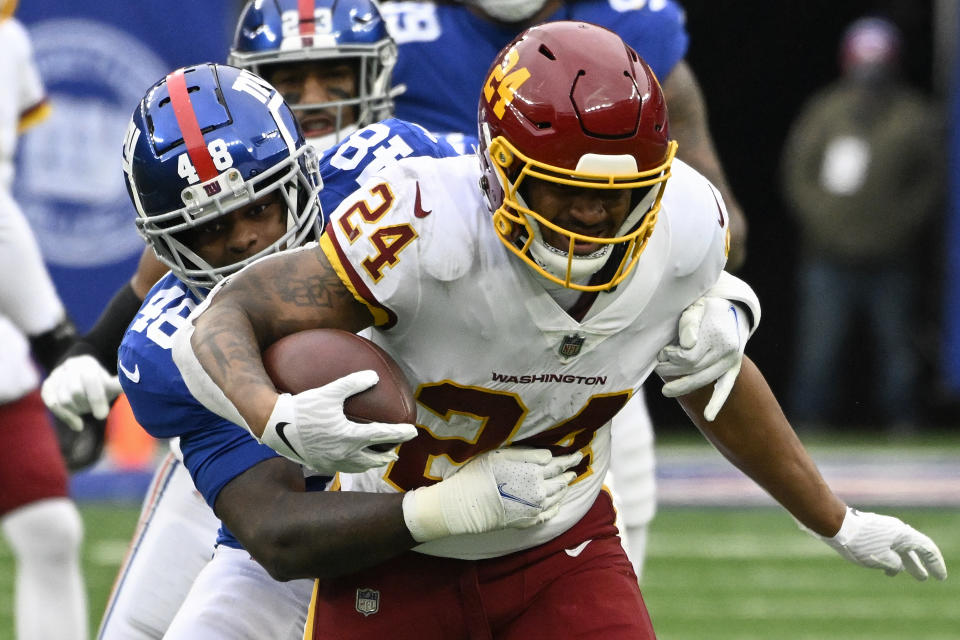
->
<box><xmin>191</xmin><ymin>246</ymin><xmax>368</xmax><ymax>401</ymax></box>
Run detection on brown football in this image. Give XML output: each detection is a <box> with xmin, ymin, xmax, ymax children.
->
<box><xmin>262</xmin><ymin>329</ymin><xmax>417</xmax><ymax>427</ymax></box>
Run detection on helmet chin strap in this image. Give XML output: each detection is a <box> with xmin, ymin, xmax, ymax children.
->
<box><xmin>466</xmin><ymin>0</ymin><xmax>549</xmax><ymax>23</ymax></box>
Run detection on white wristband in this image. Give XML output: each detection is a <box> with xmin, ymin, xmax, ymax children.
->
<box><xmin>401</xmin><ymin>487</ymin><xmax>449</xmax><ymax>543</ymax></box>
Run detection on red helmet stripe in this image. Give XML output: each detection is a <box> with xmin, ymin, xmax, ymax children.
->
<box><xmin>298</xmin><ymin>0</ymin><xmax>316</xmax><ymax>35</ymax></box>
<box><xmin>166</xmin><ymin>69</ymin><xmax>218</xmax><ymax>183</ymax></box>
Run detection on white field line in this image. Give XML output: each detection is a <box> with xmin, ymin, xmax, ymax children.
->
<box><xmin>654</xmin><ymin>446</ymin><xmax>960</xmax><ymax>506</ymax></box>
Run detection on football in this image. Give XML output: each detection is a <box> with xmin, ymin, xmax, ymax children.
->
<box><xmin>262</xmin><ymin>329</ymin><xmax>417</xmax><ymax>426</ymax></box>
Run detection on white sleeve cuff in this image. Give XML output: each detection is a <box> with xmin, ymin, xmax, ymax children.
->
<box><xmin>705</xmin><ymin>271</ymin><xmax>761</xmax><ymax>336</ymax></box>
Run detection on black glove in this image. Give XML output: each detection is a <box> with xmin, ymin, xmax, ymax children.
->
<box><xmin>53</xmin><ymin>413</ymin><xmax>107</xmax><ymax>472</ymax></box>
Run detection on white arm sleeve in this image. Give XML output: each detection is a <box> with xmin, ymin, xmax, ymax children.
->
<box><xmin>706</xmin><ymin>270</ymin><xmax>761</xmax><ymax>336</ymax></box>
<box><xmin>170</xmin><ymin>282</ymin><xmax>252</xmax><ymax>432</ymax></box>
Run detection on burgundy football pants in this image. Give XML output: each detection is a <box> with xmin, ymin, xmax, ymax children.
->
<box><xmin>306</xmin><ymin>490</ymin><xmax>656</xmax><ymax>639</ymax></box>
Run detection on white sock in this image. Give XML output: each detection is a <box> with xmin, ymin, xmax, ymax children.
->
<box><xmin>2</xmin><ymin>498</ymin><xmax>88</xmax><ymax>640</ymax></box>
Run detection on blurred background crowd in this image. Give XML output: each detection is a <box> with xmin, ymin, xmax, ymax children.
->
<box><xmin>6</xmin><ymin>0</ymin><xmax>958</xmax><ymax>464</ymax></box>
<box><xmin>668</xmin><ymin>0</ymin><xmax>954</xmax><ymax>438</ymax></box>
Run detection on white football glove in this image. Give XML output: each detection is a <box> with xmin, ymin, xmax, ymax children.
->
<box><xmin>655</xmin><ymin>297</ymin><xmax>751</xmax><ymax>421</ymax></box>
<box><xmin>41</xmin><ymin>355</ymin><xmax>124</xmax><ymax>432</ymax></box>
<box><xmin>260</xmin><ymin>370</ymin><xmax>418</xmax><ymax>474</ymax></box>
<box><xmin>402</xmin><ymin>448</ymin><xmax>582</xmax><ymax>543</ymax></box>
<box><xmin>805</xmin><ymin>507</ymin><xmax>947</xmax><ymax>581</ymax></box>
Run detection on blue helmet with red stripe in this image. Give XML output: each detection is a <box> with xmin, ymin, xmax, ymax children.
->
<box><xmin>122</xmin><ymin>63</ymin><xmax>322</xmax><ymax>293</ymax></box>
<box><xmin>228</xmin><ymin>0</ymin><xmax>397</xmax><ymax>150</ymax></box>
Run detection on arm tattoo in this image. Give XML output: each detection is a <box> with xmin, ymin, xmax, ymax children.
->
<box><xmin>190</xmin><ymin>246</ymin><xmax>371</xmax><ymax>408</ymax></box>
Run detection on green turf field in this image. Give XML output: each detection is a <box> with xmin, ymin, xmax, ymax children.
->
<box><xmin>643</xmin><ymin>508</ymin><xmax>959</xmax><ymax>640</ymax></box>
<box><xmin>0</xmin><ymin>504</ymin><xmax>956</xmax><ymax>640</ymax></box>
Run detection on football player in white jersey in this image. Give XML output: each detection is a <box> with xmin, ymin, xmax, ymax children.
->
<box><xmin>46</xmin><ymin>0</ymin><xmax>753</xmax><ymax>596</ymax></box>
<box><xmin>173</xmin><ymin>22</ymin><xmax>946</xmax><ymax>640</ymax></box>
<box><xmin>380</xmin><ymin>0</ymin><xmax>751</xmax><ymax>580</ymax></box>
<box><xmin>41</xmin><ymin>8</ymin><xmax>754</xmax><ymax>637</ymax></box>
<box><xmin>0</xmin><ymin>8</ymin><xmax>89</xmax><ymax>640</ymax></box>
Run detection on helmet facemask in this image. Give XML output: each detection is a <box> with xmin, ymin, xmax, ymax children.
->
<box><xmin>460</xmin><ymin>0</ymin><xmax>551</xmax><ymax>23</ymax></box>
<box><xmin>133</xmin><ymin>143</ymin><xmax>322</xmax><ymax>295</ymax></box>
<box><xmin>232</xmin><ymin>43</ymin><xmax>398</xmax><ymax>152</ymax></box>
<box><xmin>485</xmin><ymin>129</ymin><xmax>677</xmax><ymax>292</ymax></box>
<box><xmin>228</xmin><ymin>0</ymin><xmax>400</xmax><ymax>153</ymax></box>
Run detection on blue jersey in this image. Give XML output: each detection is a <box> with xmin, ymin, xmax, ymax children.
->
<box><xmin>317</xmin><ymin>118</ymin><xmax>459</xmax><ymax>211</ymax></box>
<box><xmin>383</xmin><ymin>0</ymin><xmax>689</xmax><ymax>137</ymax></box>
<box><xmin>119</xmin><ymin>118</ymin><xmax>459</xmax><ymax>549</ymax></box>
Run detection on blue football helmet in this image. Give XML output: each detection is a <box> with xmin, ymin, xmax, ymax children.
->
<box><xmin>122</xmin><ymin>63</ymin><xmax>323</xmax><ymax>293</ymax></box>
<box><xmin>228</xmin><ymin>0</ymin><xmax>397</xmax><ymax>149</ymax></box>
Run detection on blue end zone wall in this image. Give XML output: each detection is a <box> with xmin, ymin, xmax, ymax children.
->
<box><xmin>13</xmin><ymin>2</ymin><xmax>233</xmax><ymax>331</ymax></box>
<box><xmin>71</xmin><ymin>469</ymin><xmax>154</xmax><ymax>504</ymax></box>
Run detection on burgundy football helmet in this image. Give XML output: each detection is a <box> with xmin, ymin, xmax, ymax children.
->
<box><xmin>478</xmin><ymin>21</ymin><xmax>677</xmax><ymax>291</ymax></box>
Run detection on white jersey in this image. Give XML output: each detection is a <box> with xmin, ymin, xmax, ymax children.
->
<box><xmin>323</xmin><ymin>154</ymin><xmax>728</xmax><ymax>559</ymax></box>
<box><xmin>0</xmin><ymin>188</ymin><xmax>65</xmax><ymax>402</ymax></box>
<box><xmin>0</xmin><ymin>17</ymin><xmax>48</xmax><ymax>191</ymax></box>
<box><xmin>0</xmin><ymin>17</ymin><xmax>59</xmax><ymax>403</ymax></box>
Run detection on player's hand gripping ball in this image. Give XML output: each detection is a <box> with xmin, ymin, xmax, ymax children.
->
<box><xmin>263</xmin><ymin>329</ymin><xmax>417</xmax><ymax>453</ymax></box>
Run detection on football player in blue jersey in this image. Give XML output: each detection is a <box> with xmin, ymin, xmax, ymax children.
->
<box><xmin>382</xmin><ymin>0</ymin><xmax>747</xmax><ymax>267</ymax></box>
<box><xmin>115</xmin><ymin>62</ymin><xmax>490</xmax><ymax>639</ymax></box>
<box><xmin>40</xmin><ymin>2</ymin><xmax>471</xmax><ymax>638</ymax></box>
<box><xmin>379</xmin><ymin>0</ymin><xmax>751</xmax><ymax>578</ymax></box>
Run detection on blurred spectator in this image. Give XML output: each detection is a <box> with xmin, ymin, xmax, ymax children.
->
<box><xmin>781</xmin><ymin>16</ymin><xmax>945</xmax><ymax>434</ymax></box>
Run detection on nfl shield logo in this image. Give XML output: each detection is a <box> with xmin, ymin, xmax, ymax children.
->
<box><xmin>355</xmin><ymin>588</ymin><xmax>380</xmax><ymax>617</ymax></box>
<box><xmin>559</xmin><ymin>334</ymin><xmax>585</xmax><ymax>357</ymax></box>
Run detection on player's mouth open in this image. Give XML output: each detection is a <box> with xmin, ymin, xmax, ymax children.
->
<box><xmin>572</xmin><ymin>239</ymin><xmax>604</xmax><ymax>254</ymax></box>
<box><xmin>569</xmin><ymin>227</ymin><xmax>611</xmax><ymax>255</ymax></box>
<box><xmin>299</xmin><ymin>113</ymin><xmax>336</xmax><ymax>138</ymax></box>
<box><xmin>542</xmin><ymin>233</ymin><xmax>609</xmax><ymax>256</ymax></box>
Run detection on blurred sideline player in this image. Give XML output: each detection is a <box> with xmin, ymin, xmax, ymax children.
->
<box><xmin>380</xmin><ymin>0</ymin><xmax>750</xmax><ymax>578</ymax></box>
<box><xmin>0</xmin><ymin>7</ymin><xmax>88</xmax><ymax>639</ymax></box>
<box><xmin>76</xmin><ymin>3</ymin><xmax>403</xmax><ymax>637</ymax></box>
<box><xmin>173</xmin><ymin>22</ymin><xmax>946</xmax><ymax>639</ymax></box>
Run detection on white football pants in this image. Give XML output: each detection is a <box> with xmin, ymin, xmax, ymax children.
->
<box><xmin>606</xmin><ymin>389</ymin><xmax>656</xmax><ymax>582</ymax></box>
<box><xmin>164</xmin><ymin>545</ymin><xmax>314</xmax><ymax>639</ymax></box>
<box><xmin>97</xmin><ymin>451</ymin><xmax>219</xmax><ymax>639</ymax></box>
